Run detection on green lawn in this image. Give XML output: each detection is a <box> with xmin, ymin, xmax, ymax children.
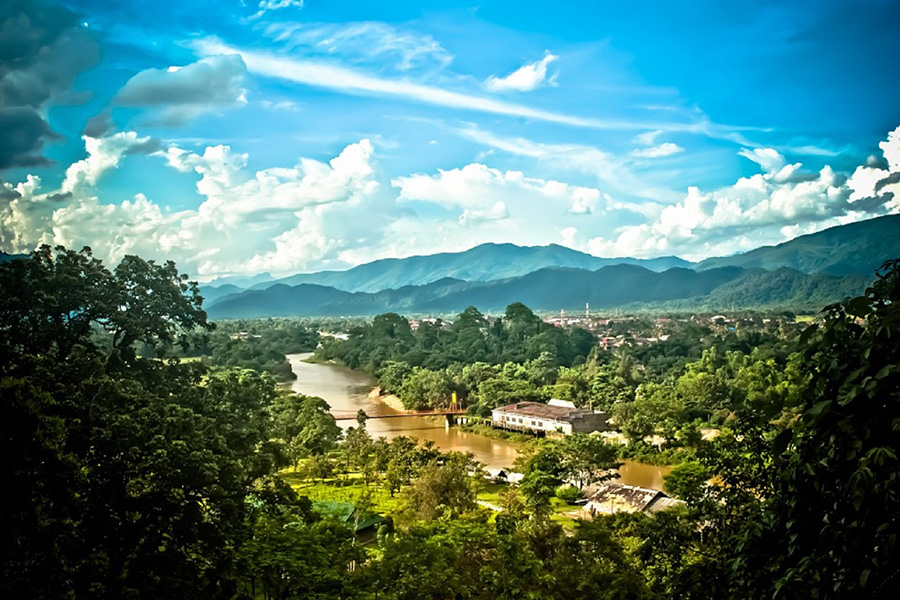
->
<box><xmin>280</xmin><ymin>469</ymin><xmax>404</xmax><ymax>515</ymax></box>
<box><xmin>280</xmin><ymin>468</ymin><xmax>584</xmax><ymax>529</ymax></box>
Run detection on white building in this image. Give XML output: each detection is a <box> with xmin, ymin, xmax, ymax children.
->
<box><xmin>491</xmin><ymin>400</ymin><xmax>608</xmax><ymax>436</ymax></box>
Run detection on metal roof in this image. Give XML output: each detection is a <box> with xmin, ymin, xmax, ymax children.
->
<box><xmin>493</xmin><ymin>401</ymin><xmax>594</xmax><ymax>421</ymax></box>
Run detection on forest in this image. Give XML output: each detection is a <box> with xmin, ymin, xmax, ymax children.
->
<box><xmin>317</xmin><ymin>304</ymin><xmax>804</xmax><ymax>463</ymax></box>
<box><xmin>2</xmin><ymin>245</ymin><xmax>898</xmax><ymax>599</ymax></box>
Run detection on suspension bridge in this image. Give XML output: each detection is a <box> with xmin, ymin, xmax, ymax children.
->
<box><xmin>330</xmin><ymin>409</ymin><xmax>467</xmax><ymax>421</ymax></box>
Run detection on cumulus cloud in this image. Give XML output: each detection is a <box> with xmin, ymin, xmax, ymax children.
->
<box><xmin>484</xmin><ymin>51</ymin><xmax>558</xmax><ymax>92</ymax></box>
<box><xmin>114</xmin><ymin>55</ymin><xmax>247</xmax><ymax>126</ymax></box>
<box><xmin>460</xmin><ymin>201</ymin><xmax>509</xmax><ymax>226</ymax></box>
<box><xmin>0</xmin><ymin>0</ymin><xmax>98</xmax><ymax>169</ymax></box>
<box><xmin>266</xmin><ymin>21</ymin><xmax>453</xmax><ymax>71</ymax></box>
<box><xmin>1</xmin><ymin>134</ymin><xmax>387</xmax><ymax>277</ymax></box>
<box><xmin>62</xmin><ymin>132</ymin><xmax>160</xmax><ymax>194</ymax></box>
<box><xmin>393</xmin><ymin>163</ymin><xmax>601</xmax><ymax>215</ymax></box>
<box><xmin>588</xmin><ymin>126</ymin><xmax>900</xmax><ymax>260</ymax></box>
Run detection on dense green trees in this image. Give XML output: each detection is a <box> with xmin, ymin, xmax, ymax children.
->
<box><xmin>0</xmin><ymin>245</ymin><xmax>212</xmax><ymax>363</ymax></box>
<box><xmin>711</xmin><ymin>259</ymin><xmax>900</xmax><ymax>598</ymax></box>
<box><xmin>0</xmin><ymin>247</ymin><xmax>343</xmax><ymax>599</ymax></box>
<box><xmin>271</xmin><ymin>393</ymin><xmax>342</xmax><ymax>468</ymax></box>
<box><xmin>5</xmin><ymin>245</ymin><xmax>899</xmax><ymax>599</ymax></box>
<box><xmin>317</xmin><ymin>303</ymin><xmax>594</xmax><ymax>374</ymax></box>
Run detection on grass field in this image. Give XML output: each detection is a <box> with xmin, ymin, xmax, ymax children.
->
<box><xmin>280</xmin><ymin>468</ymin><xmax>583</xmax><ymax>528</ymax></box>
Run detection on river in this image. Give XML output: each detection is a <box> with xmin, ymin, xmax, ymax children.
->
<box><xmin>288</xmin><ymin>353</ymin><xmax>670</xmax><ymax>490</ymax></box>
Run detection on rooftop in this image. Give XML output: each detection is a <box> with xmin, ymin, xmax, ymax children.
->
<box><xmin>493</xmin><ymin>401</ymin><xmax>596</xmax><ymax>421</ymax></box>
<box><xmin>583</xmin><ymin>482</ymin><xmax>683</xmax><ymax>514</ymax></box>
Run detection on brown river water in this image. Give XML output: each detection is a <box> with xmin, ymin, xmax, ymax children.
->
<box><xmin>288</xmin><ymin>353</ymin><xmax>670</xmax><ymax>490</ymax></box>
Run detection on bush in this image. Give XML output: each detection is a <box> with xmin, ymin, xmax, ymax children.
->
<box><xmin>555</xmin><ymin>485</ymin><xmax>584</xmax><ymax>504</ymax></box>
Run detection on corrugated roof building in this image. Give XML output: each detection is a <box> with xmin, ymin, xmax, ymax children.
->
<box><xmin>491</xmin><ymin>400</ymin><xmax>608</xmax><ymax>436</ymax></box>
<box><xmin>581</xmin><ymin>482</ymin><xmax>684</xmax><ymax>515</ymax></box>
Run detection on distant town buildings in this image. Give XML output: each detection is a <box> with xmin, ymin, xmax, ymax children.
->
<box><xmin>318</xmin><ymin>330</ymin><xmax>350</xmax><ymax>341</ymax></box>
<box><xmin>228</xmin><ymin>331</ymin><xmax>262</xmax><ymax>340</ymax></box>
<box><xmin>408</xmin><ymin>318</ymin><xmax>440</xmax><ymax>330</ymax></box>
<box><xmin>491</xmin><ymin>399</ymin><xmax>609</xmax><ymax>436</ymax></box>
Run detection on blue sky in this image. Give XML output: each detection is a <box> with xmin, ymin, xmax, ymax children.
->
<box><xmin>1</xmin><ymin>0</ymin><xmax>899</xmax><ymax>279</ymax></box>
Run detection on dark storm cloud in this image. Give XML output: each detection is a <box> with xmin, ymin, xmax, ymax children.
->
<box><xmin>83</xmin><ymin>110</ymin><xmax>113</xmax><ymax>138</ymax></box>
<box><xmin>0</xmin><ymin>0</ymin><xmax>99</xmax><ymax>170</ymax></box>
<box><xmin>875</xmin><ymin>172</ymin><xmax>900</xmax><ymax>194</ymax></box>
<box><xmin>0</xmin><ymin>107</ymin><xmax>58</xmax><ymax>169</ymax></box>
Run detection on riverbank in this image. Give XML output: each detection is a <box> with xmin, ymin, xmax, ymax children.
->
<box><xmin>287</xmin><ymin>353</ymin><xmax>672</xmax><ymax>483</ymax></box>
<box><xmin>458</xmin><ymin>422</ymin><xmax>536</xmax><ymax>445</ymax></box>
<box><xmin>367</xmin><ymin>388</ymin><xmax>406</xmax><ymax>412</ymax></box>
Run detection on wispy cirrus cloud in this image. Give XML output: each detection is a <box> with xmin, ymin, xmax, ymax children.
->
<box><xmin>265</xmin><ymin>21</ymin><xmax>453</xmax><ymax>71</ymax></box>
<box><xmin>452</xmin><ymin>124</ymin><xmax>677</xmax><ymax>205</ymax></box>
<box><xmin>253</xmin><ymin>0</ymin><xmax>304</xmax><ymax>19</ymax></box>
<box><xmin>195</xmin><ymin>39</ymin><xmax>727</xmax><ymax>136</ymax></box>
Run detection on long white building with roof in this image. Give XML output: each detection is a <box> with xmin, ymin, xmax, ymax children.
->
<box><xmin>491</xmin><ymin>399</ymin><xmax>608</xmax><ymax>436</ymax></box>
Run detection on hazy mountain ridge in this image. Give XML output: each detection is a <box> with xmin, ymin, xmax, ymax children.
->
<box><xmin>696</xmin><ymin>214</ymin><xmax>900</xmax><ymax>275</ymax></box>
<box><xmin>206</xmin><ymin>264</ymin><xmax>866</xmax><ymax>318</ymax></box>
<box><xmin>203</xmin><ymin>215</ymin><xmax>898</xmax><ymax>318</ymax></box>
<box><xmin>250</xmin><ymin>243</ymin><xmax>693</xmax><ymax>293</ymax></box>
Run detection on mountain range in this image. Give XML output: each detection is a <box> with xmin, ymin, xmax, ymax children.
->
<box><xmin>202</xmin><ymin>215</ymin><xmax>900</xmax><ymax>318</ymax></box>
<box><xmin>246</xmin><ymin>243</ymin><xmax>692</xmax><ymax>293</ymax></box>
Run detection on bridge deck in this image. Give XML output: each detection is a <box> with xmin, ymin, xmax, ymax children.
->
<box><xmin>331</xmin><ymin>411</ymin><xmax>466</xmax><ymax>421</ymax></box>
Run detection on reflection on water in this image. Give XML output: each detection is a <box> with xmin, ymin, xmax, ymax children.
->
<box><xmin>288</xmin><ymin>353</ymin><xmax>670</xmax><ymax>486</ymax></box>
<box><xmin>616</xmin><ymin>460</ymin><xmax>671</xmax><ymax>491</ymax></box>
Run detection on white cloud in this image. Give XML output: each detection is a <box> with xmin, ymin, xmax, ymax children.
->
<box><xmin>114</xmin><ymin>55</ymin><xmax>247</xmax><ymax>126</ymax></box>
<box><xmin>1</xmin><ymin>134</ymin><xmax>387</xmax><ymax>278</ymax></box>
<box><xmin>260</xmin><ymin>99</ymin><xmax>301</xmax><ymax>112</ymax></box>
<box><xmin>453</xmin><ymin>124</ymin><xmax>677</xmax><ymax>203</ymax></box>
<box><xmin>484</xmin><ymin>51</ymin><xmax>558</xmax><ymax>92</ymax></box>
<box><xmin>393</xmin><ymin>163</ymin><xmax>601</xmax><ymax>215</ymax></box>
<box><xmin>633</xmin><ymin>130</ymin><xmax>663</xmax><ymax>146</ymax></box>
<box><xmin>738</xmin><ymin>147</ymin><xmax>786</xmax><ymax>173</ymax></box>
<box><xmin>460</xmin><ymin>201</ymin><xmax>509</xmax><ymax>225</ymax></box>
<box><xmin>265</xmin><ymin>21</ymin><xmax>452</xmax><ymax>71</ymax></box>
<box><xmin>6</xmin><ymin>122</ymin><xmax>900</xmax><ymax>281</ymax></box>
<box><xmin>195</xmin><ymin>39</ymin><xmax>709</xmax><ymax>134</ymax></box>
<box><xmin>588</xmin><ymin>126</ymin><xmax>900</xmax><ymax>260</ymax></box>
<box><xmin>255</xmin><ymin>0</ymin><xmax>304</xmax><ymax>18</ymax></box>
<box><xmin>631</xmin><ymin>142</ymin><xmax>684</xmax><ymax>158</ymax></box>
<box><xmin>62</xmin><ymin>132</ymin><xmax>157</xmax><ymax>194</ymax></box>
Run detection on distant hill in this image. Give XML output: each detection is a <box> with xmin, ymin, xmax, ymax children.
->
<box><xmin>206</xmin><ymin>264</ymin><xmax>867</xmax><ymax>319</ymax></box>
<box><xmin>205</xmin><ymin>272</ymin><xmax>274</xmax><ymax>288</ymax></box>
<box><xmin>0</xmin><ymin>251</ymin><xmax>27</xmax><ymax>264</ymax></box>
<box><xmin>200</xmin><ymin>284</ymin><xmax>246</xmax><ymax>305</ymax></box>
<box><xmin>701</xmin><ymin>267</ymin><xmax>869</xmax><ymax>309</ymax></box>
<box><xmin>696</xmin><ymin>214</ymin><xmax>900</xmax><ymax>276</ymax></box>
<box><xmin>252</xmin><ymin>243</ymin><xmax>693</xmax><ymax>293</ymax></box>
<box><xmin>201</xmin><ymin>215</ymin><xmax>899</xmax><ymax>317</ymax></box>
